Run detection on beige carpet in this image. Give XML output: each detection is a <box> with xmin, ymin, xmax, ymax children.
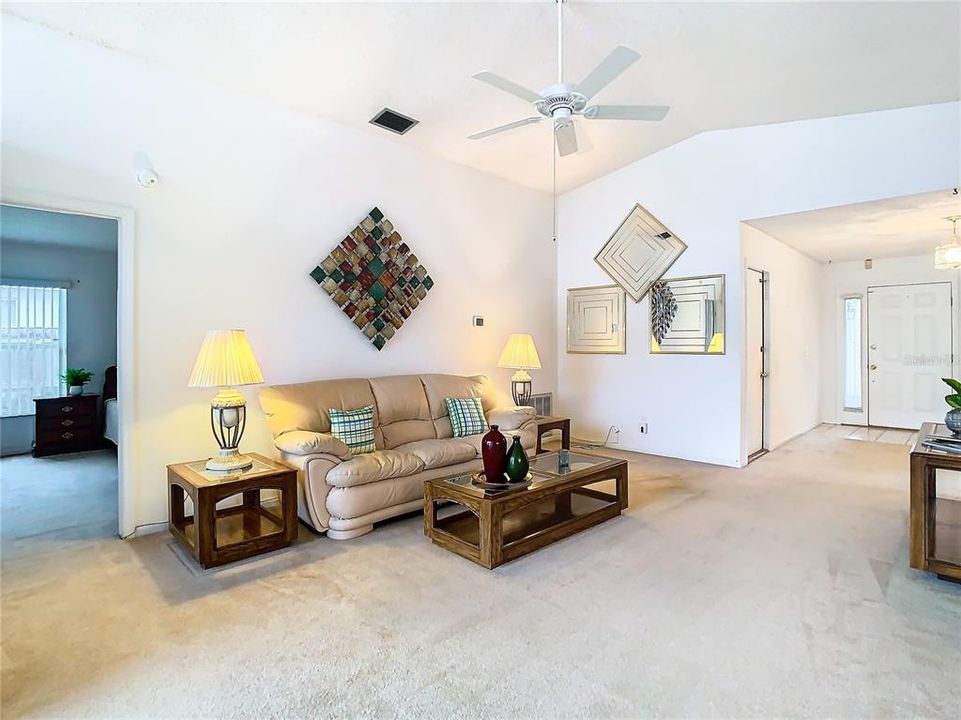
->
<box><xmin>1</xmin><ymin>434</ymin><xmax>959</xmax><ymax>719</ymax></box>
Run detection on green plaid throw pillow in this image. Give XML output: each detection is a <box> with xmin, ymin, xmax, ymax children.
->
<box><xmin>329</xmin><ymin>405</ymin><xmax>376</xmax><ymax>454</ymax></box>
<box><xmin>445</xmin><ymin>397</ymin><xmax>487</xmax><ymax>437</ymax></box>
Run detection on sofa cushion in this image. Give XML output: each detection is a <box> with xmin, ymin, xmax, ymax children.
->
<box><xmin>369</xmin><ymin>375</ymin><xmax>431</xmax><ymax>424</ymax></box>
<box><xmin>394</xmin><ymin>438</ymin><xmax>477</xmax><ymax>469</ymax></box>
<box><xmin>329</xmin><ymin>405</ymin><xmax>376</xmax><ymax>454</ymax></box>
<box><xmin>380</xmin><ymin>419</ymin><xmax>436</xmax><ymax>449</ymax></box>
<box><xmin>421</xmin><ymin>374</ymin><xmax>500</xmax><ymax>421</ymax></box>
<box><xmin>326</xmin><ymin>450</ymin><xmax>424</xmax><ymax>488</ymax></box>
<box><xmin>446</xmin><ymin>397</ymin><xmax>488</xmax><ymax>437</ymax></box>
<box><xmin>258</xmin><ymin>378</ymin><xmax>376</xmax><ymax>437</ymax></box>
<box><xmin>327</xmin><ymin>458</ymin><xmax>482</xmax><ymax>520</ymax></box>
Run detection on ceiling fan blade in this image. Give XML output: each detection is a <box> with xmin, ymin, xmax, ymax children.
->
<box><xmin>471</xmin><ymin>71</ymin><xmax>542</xmax><ymax>104</ymax></box>
<box><xmin>573</xmin><ymin>45</ymin><xmax>641</xmax><ymax>101</ymax></box>
<box><xmin>467</xmin><ymin>117</ymin><xmax>542</xmax><ymax>140</ymax></box>
<box><xmin>555</xmin><ymin>122</ymin><xmax>578</xmax><ymax>157</ymax></box>
<box><xmin>585</xmin><ymin>105</ymin><xmax>670</xmax><ymax>121</ymax></box>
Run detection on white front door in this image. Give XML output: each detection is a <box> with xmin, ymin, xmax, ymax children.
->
<box><xmin>745</xmin><ymin>269</ymin><xmax>766</xmax><ymax>455</ymax></box>
<box><xmin>867</xmin><ymin>282</ymin><xmax>953</xmax><ymax>430</ymax></box>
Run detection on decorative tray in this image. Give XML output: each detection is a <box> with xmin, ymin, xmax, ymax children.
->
<box><xmin>471</xmin><ymin>471</ymin><xmax>533</xmax><ymax>491</ymax></box>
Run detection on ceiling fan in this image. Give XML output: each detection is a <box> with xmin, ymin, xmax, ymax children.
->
<box><xmin>467</xmin><ymin>0</ymin><xmax>669</xmax><ymax>157</ymax></box>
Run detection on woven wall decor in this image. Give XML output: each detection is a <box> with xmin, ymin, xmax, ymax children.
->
<box><xmin>310</xmin><ymin>208</ymin><xmax>433</xmax><ymax>350</ymax></box>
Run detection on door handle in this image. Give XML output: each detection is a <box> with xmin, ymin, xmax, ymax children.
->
<box><xmin>869</xmin><ymin>364</ymin><xmax>878</xmax><ymax>370</ymax></box>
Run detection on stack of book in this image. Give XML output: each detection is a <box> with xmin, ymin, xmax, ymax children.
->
<box><xmin>921</xmin><ymin>428</ymin><xmax>961</xmax><ymax>454</ymax></box>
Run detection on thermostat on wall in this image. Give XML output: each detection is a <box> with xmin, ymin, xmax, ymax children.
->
<box><xmin>472</xmin><ymin>316</ymin><xmax>485</xmax><ymax>327</ymax></box>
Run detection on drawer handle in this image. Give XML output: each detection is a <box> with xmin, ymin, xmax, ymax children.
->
<box><xmin>61</xmin><ymin>406</ymin><xmax>74</xmax><ymax>413</ymax></box>
<box><xmin>62</xmin><ymin>419</ymin><xmax>74</xmax><ymax>427</ymax></box>
<box><xmin>61</xmin><ymin>432</ymin><xmax>74</xmax><ymax>440</ymax></box>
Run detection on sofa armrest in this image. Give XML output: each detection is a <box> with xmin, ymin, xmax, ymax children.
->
<box><xmin>274</xmin><ymin>430</ymin><xmax>352</xmax><ymax>461</ymax></box>
<box><xmin>487</xmin><ymin>405</ymin><xmax>536</xmax><ymax>431</ymax></box>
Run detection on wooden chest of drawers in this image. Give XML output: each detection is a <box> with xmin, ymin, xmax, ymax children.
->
<box><xmin>33</xmin><ymin>395</ymin><xmax>103</xmax><ymax>457</ymax></box>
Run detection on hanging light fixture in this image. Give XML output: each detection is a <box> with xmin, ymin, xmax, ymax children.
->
<box><xmin>935</xmin><ymin>215</ymin><xmax>961</xmax><ymax>270</ymax></box>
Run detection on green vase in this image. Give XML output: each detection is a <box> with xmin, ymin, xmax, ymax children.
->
<box><xmin>505</xmin><ymin>435</ymin><xmax>530</xmax><ymax>482</ymax></box>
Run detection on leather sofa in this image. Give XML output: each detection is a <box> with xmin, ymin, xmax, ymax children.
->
<box><xmin>257</xmin><ymin>373</ymin><xmax>536</xmax><ymax>539</ymax></box>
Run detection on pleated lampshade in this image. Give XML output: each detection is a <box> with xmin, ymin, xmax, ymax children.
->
<box><xmin>497</xmin><ymin>334</ymin><xmax>542</xmax><ymax>370</ymax></box>
<box><xmin>188</xmin><ymin>330</ymin><xmax>264</xmax><ymax>388</ymax></box>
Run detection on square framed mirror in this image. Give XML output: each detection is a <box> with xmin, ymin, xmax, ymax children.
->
<box><xmin>650</xmin><ymin>274</ymin><xmax>725</xmax><ymax>354</ymax></box>
<box><xmin>567</xmin><ymin>285</ymin><xmax>626</xmax><ymax>354</ymax></box>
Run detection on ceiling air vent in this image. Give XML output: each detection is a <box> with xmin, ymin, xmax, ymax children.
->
<box><xmin>369</xmin><ymin>108</ymin><xmax>418</xmax><ymax>135</ymax></box>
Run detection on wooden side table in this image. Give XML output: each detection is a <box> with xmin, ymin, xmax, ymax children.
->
<box><xmin>167</xmin><ymin>453</ymin><xmax>297</xmax><ymax>569</ymax></box>
<box><xmin>535</xmin><ymin>416</ymin><xmax>571</xmax><ymax>454</ymax></box>
<box><xmin>910</xmin><ymin>423</ymin><xmax>961</xmax><ymax>582</ymax></box>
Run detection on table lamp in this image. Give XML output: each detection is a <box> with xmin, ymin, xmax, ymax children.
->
<box><xmin>497</xmin><ymin>333</ymin><xmax>541</xmax><ymax>407</ymax></box>
<box><xmin>188</xmin><ymin>329</ymin><xmax>264</xmax><ymax>471</ymax></box>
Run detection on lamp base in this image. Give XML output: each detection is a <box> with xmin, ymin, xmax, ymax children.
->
<box><xmin>510</xmin><ymin>369</ymin><xmax>533</xmax><ymax>407</ymax></box>
<box><xmin>205</xmin><ymin>448</ymin><xmax>253</xmax><ymax>472</ymax></box>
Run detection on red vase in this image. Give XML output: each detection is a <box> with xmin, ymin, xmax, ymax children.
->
<box><xmin>481</xmin><ymin>425</ymin><xmax>507</xmax><ymax>483</ymax></box>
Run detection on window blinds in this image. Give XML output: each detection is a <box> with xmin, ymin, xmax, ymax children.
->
<box><xmin>0</xmin><ymin>285</ymin><xmax>68</xmax><ymax>417</ymax></box>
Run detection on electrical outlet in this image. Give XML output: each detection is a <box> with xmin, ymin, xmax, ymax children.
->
<box><xmin>639</xmin><ymin>422</ymin><xmax>648</xmax><ymax>435</ymax></box>
<box><xmin>611</xmin><ymin>426</ymin><xmax>620</xmax><ymax>443</ymax></box>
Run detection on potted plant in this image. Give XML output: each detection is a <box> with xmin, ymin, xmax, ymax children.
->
<box><xmin>943</xmin><ymin>378</ymin><xmax>961</xmax><ymax>435</ymax></box>
<box><xmin>61</xmin><ymin>368</ymin><xmax>94</xmax><ymax>396</ymax></box>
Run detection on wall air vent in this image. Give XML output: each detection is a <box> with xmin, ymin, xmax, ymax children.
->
<box><xmin>529</xmin><ymin>392</ymin><xmax>553</xmax><ymax>417</ymax></box>
<box><xmin>369</xmin><ymin>108</ymin><xmax>419</xmax><ymax>135</ymax></box>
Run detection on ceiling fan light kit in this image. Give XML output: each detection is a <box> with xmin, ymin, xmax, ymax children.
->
<box><xmin>468</xmin><ymin>0</ymin><xmax>670</xmax><ymax>157</ymax></box>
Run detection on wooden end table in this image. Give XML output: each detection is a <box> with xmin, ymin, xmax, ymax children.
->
<box><xmin>167</xmin><ymin>453</ymin><xmax>297</xmax><ymax>569</ymax></box>
<box><xmin>910</xmin><ymin>423</ymin><xmax>961</xmax><ymax>582</ymax></box>
<box><xmin>535</xmin><ymin>415</ymin><xmax>570</xmax><ymax>454</ymax></box>
<box><xmin>424</xmin><ymin>451</ymin><xmax>628</xmax><ymax>569</ymax></box>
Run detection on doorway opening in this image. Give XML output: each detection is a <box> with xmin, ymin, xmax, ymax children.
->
<box><xmin>0</xmin><ymin>192</ymin><xmax>134</xmax><ymax>538</ymax></box>
<box><xmin>0</xmin><ymin>204</ymin><xmax>119</xmax><ymax>546</ymax></box>
<box><xmin>744</xmin><ymin>187</ymin><xmax>960</xmax><ymax>448</ymax></box>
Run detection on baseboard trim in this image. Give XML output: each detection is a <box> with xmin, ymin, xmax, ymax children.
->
<box><xmin>610</xmin><ymin>443</ymin><xmax>741</xmax><ymax>468</ymax></box>
<box><xmin>769</xmin><ymin>421</ymin><xmax>821</xmax><ymax>451</ymax></box>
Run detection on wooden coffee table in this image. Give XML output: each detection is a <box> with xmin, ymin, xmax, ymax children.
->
<box><xmin>423</xmin><ymin>451</ymin><xmax>628</xmax><ymax>569</ymax></box>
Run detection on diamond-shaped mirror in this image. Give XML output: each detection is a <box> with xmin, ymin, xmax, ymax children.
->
<box><xmin>594</xmin><ymin>204</ymin><xmax>686</xmax><ymax>303</ymax></box>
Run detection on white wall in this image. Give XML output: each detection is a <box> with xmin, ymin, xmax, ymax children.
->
<box><xmin>819</xmin><ymin>254</ymin><xmax>961</xmax><ymax>425</ymax></box>
<box><xmin>0</xmin><ymin>239</ymin><xmax>119</xmax><ymax>455</ymax></box>
<box><xmin>557</xmin><ymin>102</ymin><xmax>960</xmax><ymax>467</ymax></box>
<box><xmin>1</xmin><ymin>18</ymin><xmax>555</xmax><ymax>532</ymax></box>
<box><xmin>741</xmin><ymin>225</ymin><xmax>822</xmax><ymax>454</ymax></box>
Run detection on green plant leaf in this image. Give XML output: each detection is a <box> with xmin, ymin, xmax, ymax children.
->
<box><xmin>61</xmin><ymin>368</ymin><xmax>94</xmax><ymax>386</ymax></box>
<box><xmin>947</xmin><ymin>395</ymin><xmax>961</xmax><ymax>409</ymax></box>
<box><xmin>942</xmin><ymin>378</ymin><xmax>961</xmax><ymax>395</ymax></box>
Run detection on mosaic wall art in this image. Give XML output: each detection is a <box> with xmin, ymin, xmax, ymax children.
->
<box><xmin>309</xmin><ymin>208</ymin><xmax>433</xmax><ymax>350</ymax></box>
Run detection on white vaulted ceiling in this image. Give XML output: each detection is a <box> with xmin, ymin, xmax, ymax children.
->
<box><xmin>3</xmin><ymin>1</ymin><xmax>959</xmax><ymax>193</ymax></box>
